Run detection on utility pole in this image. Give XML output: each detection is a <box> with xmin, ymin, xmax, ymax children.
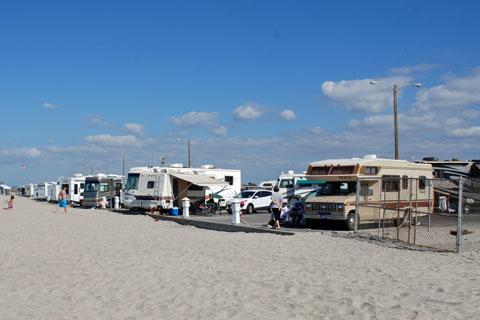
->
<box><xmin>188</xmin><ymin>139</ymin><xmax>191</xmax><ymax>168</ymax></box>
<box><xmin>123</xmin><ymin>156</ymin><xmax>125</xmax><ymax>176</ymax></box>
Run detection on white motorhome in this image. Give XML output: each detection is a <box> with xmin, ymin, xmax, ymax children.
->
<box><xmin>304</xmin><ymin>155</ymin><xmax>433</xmax><ymax>230</ymax></box>
<box><xmin>125</xmin><ymin>164</ymin><xmax>241</xmax><ymax>212</ymax></box>
<box><xmin>32</xmin><ymin>183</ymin><xmax>39</xmax><ymax>199</ymax></box>
<box><xmin>58</xmin><ymin>174</ymin><xmax>88</xmax><ymax>206</ymax></box>
<box><xmin>276</xmin><ymin>170</ymin><xmax>325</xmax><ymax>206</ymax></box>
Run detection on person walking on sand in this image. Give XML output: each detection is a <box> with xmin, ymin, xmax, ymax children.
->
<box><xmin>270</xmin><ymin>185</ymin><xmax>283</xmax><ymax>229</ymax></box>
<box><xmin>56</xmin><ymin>187</ymin><xmax>68</xmax><ymax>214</ymax></box>
<box><xmin>3</xmin><ymin>195</ymin><xmax>14</xmax><ymax>211</ymax></box>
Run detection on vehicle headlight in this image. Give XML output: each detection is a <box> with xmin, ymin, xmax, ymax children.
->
<box><xmin>305</xmin><ymin>203</ymin><xmax>311</xmax><ymax>210</ymax></box>
<box><xmin>338</xmin><ymin>204</ymin><xmax>344</xmax><ymax>212</ymax></box>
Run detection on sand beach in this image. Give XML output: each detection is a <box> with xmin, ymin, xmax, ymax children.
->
<box><xmin>1</xmin><ymin>196</ymin><xmax>479</xmax><ymax>319</ymax></box>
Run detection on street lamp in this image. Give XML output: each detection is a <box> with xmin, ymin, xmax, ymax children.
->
<box><xmin>176</xmin><ymin>138</ymin><xmax>203</xmax><ymax>168</ymax></box>
<box><xmin>370</xmin><ymin>81</ymin><xmax>421</xmax><ymax>160</ymax></box>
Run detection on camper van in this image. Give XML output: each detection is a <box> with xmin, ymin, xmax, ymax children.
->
<box><xmin>126</xmin><ymin>164</ymin><xmax>241</xmax><ymax>212</ymax></box>
<box><xmin>276</xmin><ymin>170</ymin><xmax>325</xmax><ymax>206</ymax></box>
<box><xmin>58</xmin><ymin>174</ymin><xmax>88</xmax><ymax>206</ymax></box>
<box><xmin>303</xmin><ymin>155</ymin><xmax>433</xmax><ymax>230</ymax></box>
<box><xmin>83</xmin><ymin>174</ymin><xmax>125</xmax><ymax>208</ymax></box>
<box><xmin>48</xmin><ymin>181</ymin><xmax>61</xmax><ymax>202</ymax></box>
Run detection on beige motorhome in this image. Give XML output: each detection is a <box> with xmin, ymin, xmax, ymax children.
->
<box><xmin>304</xmin><ymin>155</ymin><xmax>433</xmax><ymax>230</ymax></box>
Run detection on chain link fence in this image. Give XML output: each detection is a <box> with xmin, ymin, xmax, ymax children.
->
<box><xmin>355</xmin><ymin>177</ymin><xmax>480</xmax><ymax>253</ymax></box>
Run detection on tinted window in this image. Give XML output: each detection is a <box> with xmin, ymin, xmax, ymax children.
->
<box><xmin>235</xmin><ymin>191</ymin><xmax>255</xmax><ymax>198</ymax></box>
<box><xmin>419</xmin><ymin>176</ymin><xmax>426</xmax><ymax>189</ymax></box>
<box><xmin>279</xmin><ymin>179</ymin><xmax>294</xmax><ymax>188</ymax></box>
<box><xmin>331</xmin><ymin>166</ymin><xmax>355</xmax><ymax>175</ymax></box>
<box><xmin>309</xmin><ymin>166</ymin><xmax>330</xmax><ymax>175</ymax></box>
<box><xmin>364</xmin><ymin>167</ymin><xmax>378</xmax><ymax>175</ymax></box>
<box><xmin>382</xmin><ymin>176</ymin><xmax>400</xmax><ymax>192</ymax></box>
<box><xmin>74</xmin><ymin>184</ymin><xmax>79</xmax><ymax>195</ymax></box>
<box><xmin>100</xmin><ymin>183</ymin><xmax>109</xmax><ymax>192</ymax></box>
<box><xmin>125</xmin><ymin>173</ymin><xmax>140</xmax><ymax>190</ymax></box>
<box><xmin>402</xmin><ymin>176</ymin><xmax>408</xmax><ymax>189</ymax></box>
<box><xmin>147</xmin><ymin>181</ymin><xmax>155</xmax><ymax>189</ymax></box>
<box><xmin>225</xmin><ymin>176</ymin><xmax>234</xmax><ymax>185</ymax></box>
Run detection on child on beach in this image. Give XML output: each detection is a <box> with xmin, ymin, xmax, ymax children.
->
<box><xmin>3</xmin><ymin>195</ymin><xmax>14</xmax><ymax>210</ymax></box>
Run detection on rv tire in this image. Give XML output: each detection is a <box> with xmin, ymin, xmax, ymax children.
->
<box><xmin>345</xmin><ymin>211</ymin><xmax>357</xmax><ymax>231</ymax></box>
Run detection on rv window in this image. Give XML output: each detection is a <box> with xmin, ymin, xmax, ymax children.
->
<box><xmin>309</xmin><ymin>166</ymin><xmax>330</xmax><ymax>175</ymax></box>
<box><xmin>331</xmin><ymin>166</ymin><xmax>355</xmax><ymax>175</ymax></box>
<box><xmin>80</xmin><ymin>183</ymin><xmax>85</xmax><ymax>189</ymax></box>
<box><xmin>74</xmin><ymin>184</ymin><xmax>79</xmax><ymax>195</ymax></box>
<box><xmin>125</xmin><ymin>174</ymin><xmax>140</xmax><ymax>190</ymax></box>
<box><xmin>382</xmin><ymin>176</ymin><xmax>400</xmax><ymax>192</ymax></box>
<box><xmin>279</xmin><ymin>179</ymin><xmax>294</xmax><ymax>188</ymax></box>
<box><xmin>147</xmin><ymin>181</ymin><xmax>155</xmax><ymax>189</ymax></box>
<box><xmin>402</xmin><ymin>176</ymin><xmax>408</xmax><ymax>189</ymax></box>
<box><xmin>115</xmin><ymin>183</ymin><xmax>122</xmax><ymax>191</ymax></box>
<box><xmin>364</xmin><ymin>167</ymin><xmax>378</xmax><ymax>175</ymax></box>
<box><xmin>419</xmin><ymin>176</ymin><xmax>426</xmax><ymax>190</ymax></box>
<box><xmin>85</xmin><ymin>181</ymin><xmax>100</xmax><ymax>192</ymax></box>
<box><xmin>225</xmin><ymin>176</ymin><xmax>234</xmax><ymax>185</ymax></box>
<box><xmin>100</xmin><ymin>183</ymin><xmax>109</xmax><ymax>192</ymax></box>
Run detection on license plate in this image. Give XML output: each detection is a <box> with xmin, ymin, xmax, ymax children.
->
<box><xmin>319</xmin><ymin>214</ymin><xmax>328</xmax><ymax>219</ymax></box>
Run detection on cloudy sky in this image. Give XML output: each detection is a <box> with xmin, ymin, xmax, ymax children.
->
<box><xmin>1</xmin><ymin>1</ymin><xmax>479</xmax><ymax>186</ymax></box>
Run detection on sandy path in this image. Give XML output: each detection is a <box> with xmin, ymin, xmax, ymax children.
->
<box><xmin>1</xmin><ymin>196</ymin><xmax>479</xmax><ymax>319</ymax></box>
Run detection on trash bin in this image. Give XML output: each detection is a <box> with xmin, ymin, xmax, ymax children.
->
<box><xmin>171</xmin><ymin>207</ymin><xmax>179</xmax><ymax>216</ymax></box>
<box><xmin>114</xmin><ymin>196</ymin><xmax>119</xmax><ymax>209</ymax></box>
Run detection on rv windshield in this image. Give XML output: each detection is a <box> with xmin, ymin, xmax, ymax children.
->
<box><xmin>125</xmin><ymin>173</ymin><xmax>140</xmax><ymax>190</ymax></box>
<box><xmin>235</xmin><ymin>191</ymin><xmax>255</xmax><ymax>198</ymax></box>
<box><xmin>319</xmin><ymin>182</ymin><xmax>356</xmax><ymax>196</ymax></box>
<box><xmin>85</xmin><ymin>181</ymin><xmax>100</xmax><ymax>192</ymax></box>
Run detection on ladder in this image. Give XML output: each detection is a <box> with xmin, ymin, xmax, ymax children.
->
<box><xmin>152</xmin><ymin>173</ymin><xmax>162</xmax><ymax>208</ymax></box>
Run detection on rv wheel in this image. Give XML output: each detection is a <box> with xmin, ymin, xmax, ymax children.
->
<box><xmin>345</xmin><ymin>212</ymin><xmax>358</xmax><ymax>231</ymax></box>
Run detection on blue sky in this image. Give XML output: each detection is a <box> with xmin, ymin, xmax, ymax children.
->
<box><xmin>1</xmin><ymin>0</ymin><xmax>480</xmax><ymax>186</ymax></box>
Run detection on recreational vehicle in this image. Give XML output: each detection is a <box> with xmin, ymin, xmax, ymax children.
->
<box><xmin>32</xmin><ymin>183</ymin><xmax>39</xmax><ymax>199</ymax></box>
<box><xmin>36</xmin><ymin>182</ymin><xmax>52</xmax><ymax>201</ymax></box>
<box><xmin>24</xmin><ymin>184</ymin><xmax>34</xmax><ymax>197</ymax></box>
<box><xmin>276</xmin><ymin>170</ymin><xmax>325</xmax><ymax>206</ymax></box>
<box><xmin>83</xmin><ymin>174</ymin><xmax>125</xmax><ymax>208</ymax></box>
<box><xmin>126</xmin><ymin>164</ymin><xmax>241</xmax><ymax>212</ymax></box>
<box><xmin>58</xmin><ymin>174</ymin><xmax>88</xmax><ymax>206</ymax></box>
<box><xmin>303</xmin><ymin>155</ymin><xmax>433</xmax><ymax>230</ymax></box>
<box><xmin>48</xmin><ymin>181</ymin><xmax>62</xmax><ymax>202</ymax></box>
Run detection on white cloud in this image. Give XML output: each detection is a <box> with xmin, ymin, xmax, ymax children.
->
<box><xmin>0</xmin><ymin>148</ymin><xmax>43</xmax><ymax>164</ymax></box>
<box><xmin>85</xmin><ymin>134</ymin><xmax>139</xmax><ymax>147</ymax></box>
<box><xmin>42</xmin><ymin>102</ymin><xmax>58</xmax><ymax>109</ymax></box>
<box><xmin>172</xmin><ymin>111</ymin><xmax>220</xmax><ymax>127</ymax></box>
<box><xmin>414</xmin><ymin>68</ymin><xmax>480</xmax><ymax>109</ymax></box>
<box><xmin>83</xmin><ymin>114</ymin><xmax>114</xmax><ymax>129</ymax></box>
<box><xmin>279</xmin><ymin>109</ymin><xmax>296</xmax><ymax>121</ymax></box>
<box><xmin>211</xmin><ymin>126</ymin><xmax>228</xmax><ymax>136</ymax></box>
<box><xmin>390</xmin><ymin>64</ymin><xmax>439</xmax><ymax>75</ymax></box>
<box><xmin>233</xmin><ymin>102</ymin><xmax>263</xmax><ymax>120</ymax></box>
<box><xmin>124</xmin><ymin>123</ymin><xmax>144</xmax><ymax>135</ymax></box>
<box><xmin>321</xmin><ymin>76</ymin><xmax>412</xmax><ymax>113</ymax></box>
<box><xmin>447</xmin><ymin>126</ymin><xmax>480</xmax><ymax>138</ymax></box>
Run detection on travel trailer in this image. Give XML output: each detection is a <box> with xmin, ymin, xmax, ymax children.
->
<box><xmin>83</xmin><ymin>174</ymin><xmax>125</xmax><ymax>208</ymax></box>
<box><xmin>258</xmin><ymin>180</ymin><xmax>276</xmax><ymax>190</ymax></box>
<box><xmin>304</xmin><ymin>155</ymin><xmax>433</xmax><ymax>230</ymax></box>
<box><xmin>58</xmin><ymin>174</ymin><xmax>89</xmax><ymax>206</ymax></box>
<box><xmin>36</xmin><ymin>182</ymin><xmax>52</xmax><ymax>201</ymax></box>
<box><xmin>276</xmin><ymin>170</ymin><xmax>325</xmax><ymax>206</ymax></box>
<box><xmin>48</xmin><ymin>181</ymin><xmax>62</xmax><ymax>202</ymax></box>
<box><xmin>126</xmin><ymin>164</ymin><xmax>241</xmax><ymax>212</ymax></box>
<box><xmin>32</xmin><ymin>183</ymin><xmax>39</xmax><ymax>199</ymax></box>
<box><xmin>24</xmin><ymin>184</ymin><xmax>34</xmax><ymax>197</ymax></box>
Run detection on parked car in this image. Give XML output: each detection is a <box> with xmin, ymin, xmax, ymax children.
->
<box><xmin>289</xmin><ymin>189</ymin><xmax>322</xmax><ymax>224</ymax></box>
<box><xmin>227</xmin><ymin>189</ymin><xmax>273</xmax><ymax>214</ymax></box>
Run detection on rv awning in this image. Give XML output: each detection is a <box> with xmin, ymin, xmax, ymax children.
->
<box><xmin>169</xmin><ymin>173</ymin><xmax>229</xmax><ymax>187</ymax></box>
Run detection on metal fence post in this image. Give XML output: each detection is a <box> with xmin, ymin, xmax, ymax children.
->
<box><xmin>427</xmin><ymin>179</ymin><xmax>431</xmax><ymax>232</ymax></box>
<box><xmin>354</xmin><ymin>179</ymin><xmax>360</xmax><ymax>233</ymax></box>
<box><xmin>408</xmin><ymin>178</ymin><xmax>413</xmax><ymax>245</ymax></box>
<box><xmin>457</xmin><ymin>177</ymin><xmax>463</xmax><ymax>253</ymax></box>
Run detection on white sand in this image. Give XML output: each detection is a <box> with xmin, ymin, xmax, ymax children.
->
<box><xmin>1</xmin><ymin>196</ymin><xmax>480</xmax><ymax>319</ymax></box>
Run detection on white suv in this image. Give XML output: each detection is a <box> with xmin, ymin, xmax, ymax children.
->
<box><xmin>227</xmin><ymin>189</ymin><xmax>273</xmax><ymax>214</ymax></box>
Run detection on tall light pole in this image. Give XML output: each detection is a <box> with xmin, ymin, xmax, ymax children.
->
<box><xmin>370</xmin><ymin>81</ymin><xmax>421</xmax><ymax>160</ymax></box>
<box><xmin>176</xmin><ymin>138</ymin><xmax>203</xmax><ymax>168</ymax></box>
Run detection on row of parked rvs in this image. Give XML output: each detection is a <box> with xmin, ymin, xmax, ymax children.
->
<box><xmin>19</xmin><ymin>174</ymin><xmax>125</xmax><ymax>208</ymax></box>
